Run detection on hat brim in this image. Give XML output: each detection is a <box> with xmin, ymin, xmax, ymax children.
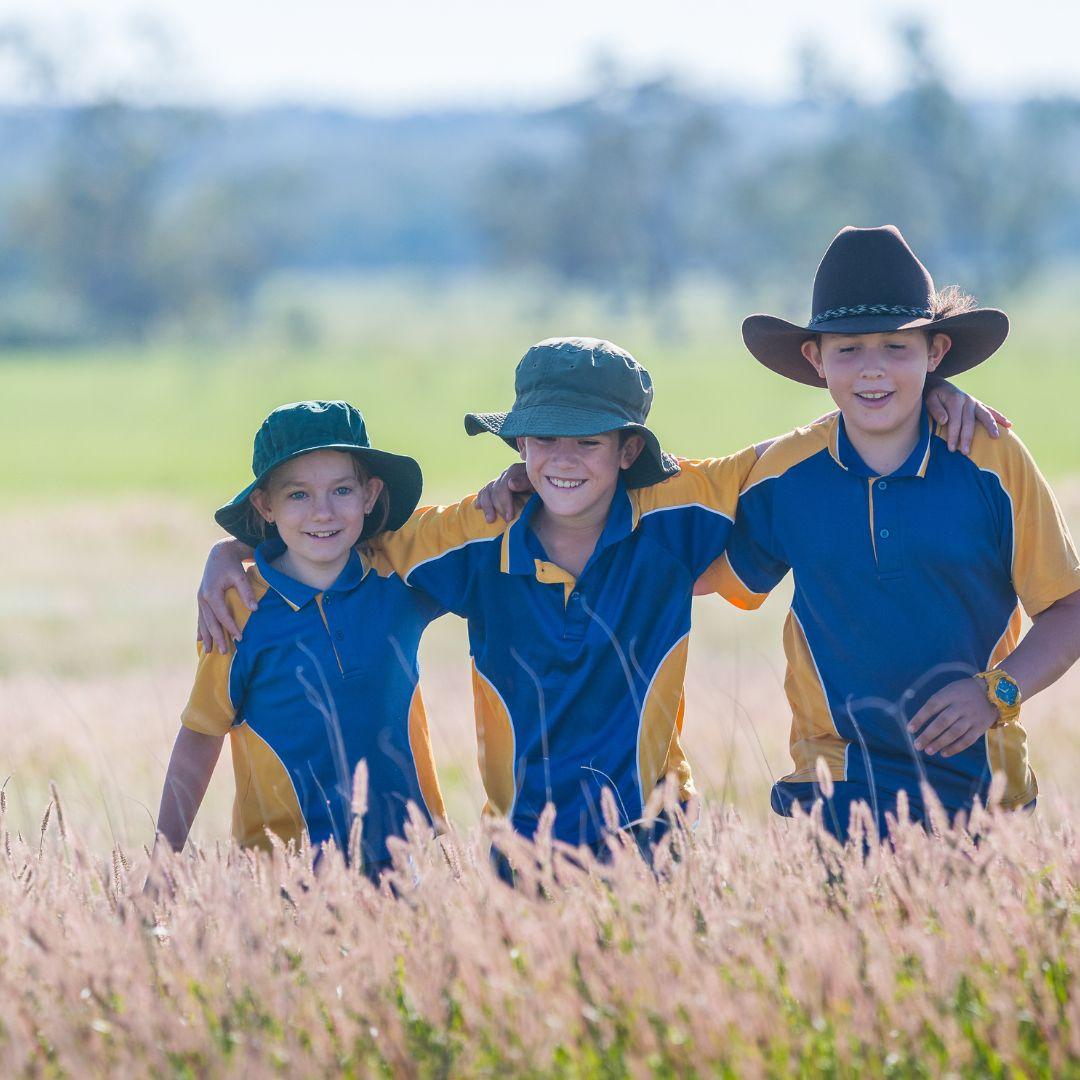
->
<box><xmin>214</xmin><ymin>444</ymin><xmax>423</xmax><ymax>548</ymax></box>
<box><xmin>742</xmin><ymin>308</ymin><xmax>1010</xmax><ymax>387</ymax></box>
<box><xmin>464</xmin><ymin>404</ymin><xmax>679</xmax><ymax>489</ymax></box>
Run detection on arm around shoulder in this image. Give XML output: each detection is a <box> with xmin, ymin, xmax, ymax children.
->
<box><xmin>371</xmin><ymin>494</ymin><xmax>506</xmax><ymax>580</ymax></box>
<box><xmin>650</xmin><ymin>444</ymin><xmax>759</xmax><ymax>517</ymax></box>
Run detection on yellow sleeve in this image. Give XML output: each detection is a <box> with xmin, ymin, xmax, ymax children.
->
<box><xmin>694</xmin><ymin>424</ymin><xmax>833</xmax><ymax>603</ymax></box>
<box><xmin>180</xmin><ymin>587</ymin><xmax>254</xmax><ymax>736</ymax></box>
<box><xmin>366</xmin><ymin>495</ymin><xmax>506</xmax><ymax>581</ymax></box>
<box><xmin>979</xmin><ymin>430</ymin><xmax>1080</xmax><ymax>616</ymax></box>
<box><xmin>634</xmin><ymin>445</ymin><xmax>758</xmax><ymax>518</ymax></box>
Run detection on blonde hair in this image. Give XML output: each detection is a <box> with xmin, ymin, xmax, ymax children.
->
<box><xmin>930</xmin><ymin>285</ymin><xmax>978</xmax><ymax>321</ymax></box>
<box><xmin>243</xmin><ymin>451</ymin><xmax>391</xmax><ymax>543</ymax></box>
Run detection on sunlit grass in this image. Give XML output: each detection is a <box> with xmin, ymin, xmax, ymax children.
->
<box><xmin>5</xmin><ymin>281</ymin><xmax>1078</xmax><ymax>509</ymax></box>
<box><xmin>3</xmin><ymin>797</ymin><xmax>1078</xmax><ymax>1076</ymax></box>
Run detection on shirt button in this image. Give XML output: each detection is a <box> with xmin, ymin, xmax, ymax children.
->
<box><xmin>877</xmin><ymin>481</ymin><xmax>887</xmax><ymax>491</ymax></box>
<box><xmin>570</xmin><ymin>591</ymin><xmax>581</xmax><ymax>601</ymax></box>
<box><xmin>879</xmin><ymin>528</ymin><xmax>890</xmax><ymax>539</ymax></box>
<box><xmin>335</xmin><ymin>630</ymin><xmax>345</xmax><ymax>641</ymax></box>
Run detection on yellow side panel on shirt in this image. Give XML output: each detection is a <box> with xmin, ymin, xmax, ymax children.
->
<box><xmin>407</xmin><ymin>685</ymin><xmax>448</xmax><ymax>825</ymax></box>
<box><xmin>471</xmin><ymin>663</ymin><xmax>517</xmax><ymax>818</ymax></box>
<box><xmin>230</xmin><ymin>724</ymin><xmax>306</xmax><ymax>850</ymax></box>
<box><xmin>783</xmin><ymin>611</ymin><xmax>848</xmax><ymax>783</ymax></box>
<box><xmin>637</xmin><ymin>634</ymin><xmax>697</xmax><ymax>808</ymax></box>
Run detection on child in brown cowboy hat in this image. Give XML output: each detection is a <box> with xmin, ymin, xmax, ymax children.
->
<box><xmin>709</xmin><ymin>225</ymin><xmax>1080</xmax><ymax>841</ymax></box>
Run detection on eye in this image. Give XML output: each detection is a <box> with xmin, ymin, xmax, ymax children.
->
<box><xmin>578</xmin><ymin>439</ymin><xmax>601</xmax><ymax>447</ymax></box>
<box><xmin>334</xmin><ymin>485</ymin><xmax>354</xmax><ymax>496</ymax></box>
<box><xmin>534</xmin><ymin>436</ymin><xmax>556</xmax><ymax>445</ymax></box>
<box><xmin>287</xmin><ymin>490</ymin><xmax>307</xmax><ymax>500</ymax></box>
<box><xmin>837</xmin><ymin>346</ymin><xmax>857</xmax><ymax>354</ymax></box>
<box><xmin>886</xmin><ymin>342</ymin><xmax>908</xmax><ymax>351</ymax></box>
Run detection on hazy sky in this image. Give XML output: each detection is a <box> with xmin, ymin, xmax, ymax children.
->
<box><xmin>1</xmin><ymin>1</ymin><xmax>1077</xmax><ymax>110</ymax></box>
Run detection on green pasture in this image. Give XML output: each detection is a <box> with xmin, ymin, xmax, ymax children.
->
<box><xmin>6</xmin><ymin>285</ymin><xmax>1079</xmax><ymax>506</ymax></box>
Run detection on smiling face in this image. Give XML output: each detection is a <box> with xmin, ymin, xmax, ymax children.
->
<box><xmin>515</xmin><ymin>431</ymin><xmax>645</xmax><ymax>528</ymax></box>
<box><xmin>802</xmin><ymin>329</ymin><xmax>951</xmax><ymax>448</ymax></box>
<box><xmin>249</xmin><ymin>449</ymin><xmax>383</xmax><ymax>586</ymax></box>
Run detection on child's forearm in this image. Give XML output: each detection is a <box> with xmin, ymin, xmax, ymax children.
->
<box><xmin>1001</xmin><ymin>588</ymin><xmax>1080</xmax><ymax>700</ymax></box>
<box><xmin>155</xmin><ymin>728</ymin><xmax>225</xmax><ymax>851</ymax></box>
<box><xmin>198</xmin><ymin>538</ymin><xmax>256</xmax><ymax>654</ymax></box>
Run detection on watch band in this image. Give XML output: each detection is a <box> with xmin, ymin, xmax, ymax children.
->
<box><xmin>973</xmin><ymin>669</ymin><xmax>1022</xmax><ymax>725</ymax></box>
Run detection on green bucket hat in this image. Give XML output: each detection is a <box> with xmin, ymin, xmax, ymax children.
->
<box><xmin>464</xmin><ymin>337</ymin><xmax>679</xmax><ymax>489</ymax></box>
<box><xmin>215</xmin><ymin>400</ymin><xmax>423</xmax><ymax>547</ymax></box>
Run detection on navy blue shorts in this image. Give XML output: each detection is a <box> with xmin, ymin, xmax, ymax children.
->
<box><xmin>771</xmin><ymin>780</ymin><xmax>1035</xmax><ymax>843</ymax></box>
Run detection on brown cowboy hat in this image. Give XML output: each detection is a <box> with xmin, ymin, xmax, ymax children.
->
<box><xmin>742</xmin><ymin>225</ymin><xmax>1010</xmax><ymax>387</ymax></box>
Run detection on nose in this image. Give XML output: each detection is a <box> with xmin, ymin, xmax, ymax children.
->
<box><xmin>550</xmin><ymin>441</ymin><xmax>580</xmax><ymax>468</ymax></box>
<box><xmin>311</xmin><ymin>491</ymin><xmax>334</xmax><ymax>519</ymax></box>
<box><xmin>859</xmin><ymin>348</ymin><xmax>886</xmax><ymax>377</ymax></box>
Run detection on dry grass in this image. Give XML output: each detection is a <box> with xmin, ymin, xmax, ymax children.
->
<box><xmin>3</xmin><ymin>796</ymin><xmax>1078</xmax><ymax>1076</ymax></box>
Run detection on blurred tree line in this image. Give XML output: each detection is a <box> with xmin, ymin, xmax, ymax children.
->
<box><xmin>0</xmin><ymin>20</ymin><xmax>1077</xmax><ymax>344</ymax></box>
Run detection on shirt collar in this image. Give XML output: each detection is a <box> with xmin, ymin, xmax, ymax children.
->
<box><xmin>254</xmin><ymin>538</ymin><xmax>370</xmax><ymax>611</ymax></box>
<box><xmin>832</xmin><ymin>408</ymin><xmax>933</xmax><ymax>479</ymax></box>
<box><xmin>500</xmin><ymin>480</ymin><xmax>636</xmax><ymax>577</ymax></box>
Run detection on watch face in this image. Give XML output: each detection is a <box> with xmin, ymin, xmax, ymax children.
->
<box><xmin>995</xmin><ymin>679</ymin><xmax>1020</xmax><ymax>707</ymax></box>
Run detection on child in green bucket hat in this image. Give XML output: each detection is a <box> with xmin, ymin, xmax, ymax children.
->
<box><xmin>196</xmin><ymin>341</ymin><xmax>1000</xmax><ymax>872</ymax></box>
<box><xmin>151</xmin><ymin>401</ymin><xmax>448</xmax><ymax>882</ymax></box>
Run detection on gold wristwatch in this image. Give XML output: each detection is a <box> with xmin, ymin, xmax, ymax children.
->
<box><xmin>973</xmin><ymin>669</ymin><xmax>1022</xmax><ymax>725</ymax></box>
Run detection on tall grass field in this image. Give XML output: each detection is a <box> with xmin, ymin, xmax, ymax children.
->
<box><xmin>4</xmin><ymin>280</ymin><xmax>1080</xmax><ymax>1075</ymax></box>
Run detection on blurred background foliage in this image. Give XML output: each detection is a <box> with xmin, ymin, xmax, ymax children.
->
<box><xmin>0</xmin><ymin>18</ymin><xmax>1078</xmax><ymax>347</ymax></box>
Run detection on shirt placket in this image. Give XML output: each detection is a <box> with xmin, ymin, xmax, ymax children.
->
<box><xmin>316</xmin><ymin>592</ymin><xmax>360</xmax><ymax>675</ymax></box>
<box><xmin>563</xmin><ymin>583</ymin><xmax>588</xmax><ymax>640</ymax></box>
<box><xmin>868</xmin><ymin>477</ymin><xmax>904</xmax><ymax>579</ymax></box>
<box><xmin>533</xmin><ymin>561</ymin><xmax>587</xmax><ymax>640</ymax></box>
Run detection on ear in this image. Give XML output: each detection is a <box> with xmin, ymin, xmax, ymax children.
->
<box><xmin>926</xmin><ymin>332</ymin><xmax>952</xmax><ymax>372</ymax></box>
<box><xmin>363</xmin><ymin>476</ymin><xmax>385</xmax><ymax>514</ymax></box>
<box><xmin>619</xmin><ymin>433</ymin><xmax>646</xmax><ymax>471</ymax></box>
<box><xmin>515</xmin><ymin>436</ymin><xmax>527</xmax><ymax>460</ymax></box>
<box><xmin>801</xmin><ymin>339</ymin><xmax>826</xmax><ymax>382</ymax></box>
<box><xmin>249</xmin><ymin>488</ymin><xmax>274</xmax><ymax>523</ymax></box>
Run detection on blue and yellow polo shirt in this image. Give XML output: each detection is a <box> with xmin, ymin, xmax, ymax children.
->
<box><xmin>706</xmin><ymin>411</ymin><xmax>1080</xmax><ymax>812</ymax></box>
<box><xmin>373</xmin><ymin>449</ymin><xmax>757</xmax><ymax>847</ymax></box>
<box><xmin>181</xmin><ymin>541</ymin><xmax>446</xmax><ymax>865</ymax></box>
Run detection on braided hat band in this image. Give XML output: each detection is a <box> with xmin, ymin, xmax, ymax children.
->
<box><xmin>809</xmin><ymin>303</ymin><xmax>933</xmax><ymax>328</ymax></box>
<box><xmin>741</xmin><ymin>225</ymin><xmax>1008</xmax><ymax>386</ymax></box>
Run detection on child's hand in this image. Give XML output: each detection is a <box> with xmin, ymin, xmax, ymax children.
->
<box><xmin>476</xmin><ymin>463</ymin><xmax>533</xmax><ymax>523</ymax></box>
<box><xmin>923</xmin><ymin>378</ymin><xmax>1011</xmax><ymax>455</ymax></box>
<box><xmin>197</xmin><ymin>538</ymin><xmax>256</xmax><ymax>654</ymax></box>
<box><xmin>907</xmin><ymin>677</ymin><xmax>998</xmax><ymax>757</ymax></box>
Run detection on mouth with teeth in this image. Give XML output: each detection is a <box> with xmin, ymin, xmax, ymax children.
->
<box><xmin>854</xmin><ymin>390</ymin><xmax>895</xmax><ymax>406</ymax></box>
<box><xmin>305</xmin><ymin>529</ymin><xmax>342</xmax><ymax>539</ymax></box>
<box><xmin>546</xmin><ymin>477</ymin><xmax>585</xmax><ymax>490</ymax></box>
